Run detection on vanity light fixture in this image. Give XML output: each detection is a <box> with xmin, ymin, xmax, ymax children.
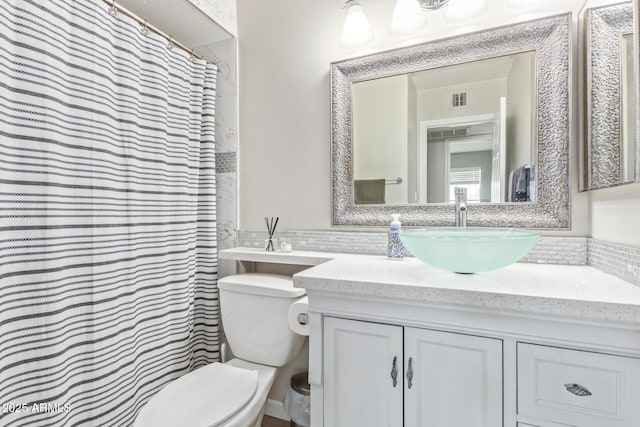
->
<box><xmin>390</xmin><ymin>0</ymin><xmax>427</xmax><ymax>36</ymax></box>
<box><xmin>444</xmin><ymin>0</ymin><xmax>488</xmax><ymax>22</ymax></box>
<box><xmin>340</xmin><ymin>0</ymin><xmax>488</xmax><ymax>49</ymax></box>
<box><xmin>339</xmin><ymin>0</ymin><xmax>374</xmax><ymax>48</ymax></box>
<box><xmin>417</xmin><ymin>0</ymin><xmax>450</xmax><ymax>10</ymax></box>
<box><xmin>507</xmin><ymin>0</ymin><xmax>540</xmax><ymax>9</ymax></box>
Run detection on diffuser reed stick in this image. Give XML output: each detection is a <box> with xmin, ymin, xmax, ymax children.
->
<box><xmin>264</xmin><ymin>216</ymin><xmax>279</xmax><ymax>251</ymax></box>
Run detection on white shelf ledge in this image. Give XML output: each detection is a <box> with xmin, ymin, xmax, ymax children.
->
<box><xmin>219</xmin><ymin>247</ymin><xmax>340</xmax><ymax>266</ymax></box>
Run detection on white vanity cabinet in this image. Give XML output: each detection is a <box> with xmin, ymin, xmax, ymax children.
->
<box><xmin>294</xmin><ymin>258</ymin><xmax>640</xmax><ymax>427</ymax></box>
<box><xmin>323</xmin><ymin>317</ymin><xmax>503</xmax><ymax>427</ymax></box>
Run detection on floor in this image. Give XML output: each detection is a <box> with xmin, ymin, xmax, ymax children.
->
<box><xmin>262</xmin><ymin>415</ymin><xmax>290</xmax><ymax>427</ymax></box>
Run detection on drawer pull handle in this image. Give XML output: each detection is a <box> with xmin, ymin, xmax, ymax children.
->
<box><xmin>406</xmin><ymin>357</ymin><xmax>414</xmax><ymax>389</ymax></box>
<box><xmin>564</xmin><ymin>383</ymin><xmax>592</xmax><ymax>397</ymax></box>
<box><xmin>391</xmin><ymin>356</ymin><xmax>398</xmax><ymax>388</ymax></box>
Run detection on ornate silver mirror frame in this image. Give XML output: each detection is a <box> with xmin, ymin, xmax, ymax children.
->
<box><xmin>331</xmin><ymin>14</ymin><xmax>571</xmax><ymax>228</ymax></box>
<box><xmin>585</xmin><ymin>3</ymin><xmax>635</xmax><ymax>190</ymax></box>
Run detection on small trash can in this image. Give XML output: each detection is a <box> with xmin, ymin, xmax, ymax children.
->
<box><xmin>283</xmin><ymin>371</ymin><xmax>310</xmax><ymax>427</ymax></box>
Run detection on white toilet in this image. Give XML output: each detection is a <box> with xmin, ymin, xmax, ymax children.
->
<box><xmin>134</xmin><ymin>274</ymin><xmax>307</xmax><ymax>427</ymax></box>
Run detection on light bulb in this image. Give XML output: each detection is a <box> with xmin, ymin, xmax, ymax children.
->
<box><xmin>340</xmin><ymin>2</ymin><xmax>374</xmax><ymax>48</ymax></box>
<box><xmin>390</xmin><ymin>0</ymin><xmax>427</xmax><ymax>36</ymax></box>
<box><xmin>444</xmin><ymin>0</ymin><xmax>488</xmax><ymax>22</ymax></box>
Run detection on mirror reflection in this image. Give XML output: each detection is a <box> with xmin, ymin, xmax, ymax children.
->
<box><xmin>621</xmin><ymin>32</ymin><xmax>636</xmax><ymax>183</ymax></box>
<box><xmin>584</xmin><ymin>1</ymin><xmax>636</xmax><ymax>190</ymax></box>
<box><xmin>352</xmin><ymin>52</ymin><xmax>536</xmax><ymax>205</ymax></box>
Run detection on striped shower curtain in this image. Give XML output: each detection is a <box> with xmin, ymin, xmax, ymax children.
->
<box><xmin>0</xmin><ymin>1</ymin><xmax>219</xmax><ymax>425</ymax></box>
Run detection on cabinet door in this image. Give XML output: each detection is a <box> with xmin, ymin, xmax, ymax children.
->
<box><xmin>404</xmin><ymin>327</ymin><xmax>503</xmax><ymax>427</ymax></box>
<box><xmin>323</xmin><ymin>317</ymin><xmax>403</xmax><ymax>427</ymax></box>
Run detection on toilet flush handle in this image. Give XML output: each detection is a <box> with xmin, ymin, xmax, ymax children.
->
<box><xmin>297</xmin><ymin>313</ymin><xmax>308</xmax><ymax>325</ymax></box>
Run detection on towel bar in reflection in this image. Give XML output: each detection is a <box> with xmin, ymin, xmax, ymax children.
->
<box><xmin>385</xmin><ymin>177</ymin><xmax>403</xmax><ymax>185</ymax></box>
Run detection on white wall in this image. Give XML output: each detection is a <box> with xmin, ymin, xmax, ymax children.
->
<box><xmin>427</xmin><ymin>140</ymin><xmax>447</xmax><ymax>202</ymax></box>
<box><xmin>417</xmin><ymin>79</ymin><xmax>506</xmax><ymax>122</ymax></box>
<box><xmin>407</xmin><ymin>81</ymin><xmax>419</xmax><ymax>203</ymax></box>
<box><xmin>506</xmin><ymin>53</ymin><xmax>535</xmax><ymax>175</ymax></box>
<box><xmin>590</xmin><ymin>183</ymin><xmax>640</xmax><ymax>247</ymax></box>
<box><xmin>353</xmin><ymin>76</ymin><xmax>408</xmax><ymax>204</ymax></box>
<box><xmin>586</xmin><ymin>1</ymin><xmax>637</xmax><ymax>248</ymax></box>
<box><xmin>237</xmin><ymin>0</ymin><xmax>589</xmax><ymax>235</ymax></box>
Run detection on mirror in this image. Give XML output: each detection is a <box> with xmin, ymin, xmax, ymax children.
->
<box><xmin>352</xmin><ymin>52</ymin><xmax>536</xmax><ymax>205</ymax></box>
<box><xmin>584</xmin><ymin>2</ymin><xmax>636</xmax><ymax>190</ymax></box>
<box><xmin>332</xmin><ymin>14</ymin><xmax>571</xmax><ymax>227</ymax></box>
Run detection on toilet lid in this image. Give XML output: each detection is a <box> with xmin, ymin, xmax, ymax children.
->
<box><xmin>218</xmin><ymin>274</ymin><xmax>306</xmax><ymax>298</ymax></box>
<box><xmin>135</xmin><ymin>362</ymin><xmax>259</xmax><ymax>427</ymax></box>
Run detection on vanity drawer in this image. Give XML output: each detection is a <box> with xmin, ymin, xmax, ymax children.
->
<box><xmin>517</xmin><ymin>343</ymin><xmax>640</xmax><ymax>427</ymax></box>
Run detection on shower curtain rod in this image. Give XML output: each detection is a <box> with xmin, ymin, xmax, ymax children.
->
<box><xmin>102</xmin><ymin>0</ymin><xmax>216</xmax><ymax>65</ymax></box>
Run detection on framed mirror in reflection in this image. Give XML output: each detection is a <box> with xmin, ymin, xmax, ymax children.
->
<box><xmin>331</xmin><ymin>14</ymin><xmax>571</xmax><ymax>228</ymax></box>
<box><xmin>352</xmin><ymin>52</ymin><xmax>536</xmax><ymax>205</ymax></box>
<box><xmin>584</xmin><ymin>1</ymin><xmax>636</xmax><ymax>190</ymax></box>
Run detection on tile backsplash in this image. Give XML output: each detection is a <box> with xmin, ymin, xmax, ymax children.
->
<box><xmin>236</xmin><ymin>229</ymin><xmax>640</xmax><ymax>286</ymax></box>
<box><xmin>588</xmin><ymin>239</ymin><xmax>640</xmax><ymax>287</ymax></box>
<box><xmin>520</xmin><ymin>237</ymin><xmax>587</xmax><ymax>265</ymax></box>
<box><xmin>239</xmin><ymin>229</ymin><xmax>389</xmax><ymax>255</ymax></box>
<box><xmin>237</xmin><ymin>229</ymin><xmax>588</xmax><ymax>265</ymax></box>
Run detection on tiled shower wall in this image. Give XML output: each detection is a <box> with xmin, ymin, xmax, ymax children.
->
<box><xmin>201</xmin><ymin>38</ymin><xmax>238</xmax><ymax>279</ymax></box>
<box><xmin>199</xmin><ymin>37</ymin><xmax>239</xmax><ymax>351</ymax></box>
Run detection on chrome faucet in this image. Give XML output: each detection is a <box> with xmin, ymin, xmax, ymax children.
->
<box><xmin>454</xmin><ymin>187</ymin><xmax>467</xmax><ymax>227</ymax></box>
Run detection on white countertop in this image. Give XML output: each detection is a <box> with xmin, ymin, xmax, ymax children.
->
<box><xmin>220</xmin><ymin>248</ymin><xmax>640</xmax><ymax>323</ymax></box>
<box><xmin>293</xmin><ymin>255</ymin><xmax>640</xmax><ymax>323</ymax></box>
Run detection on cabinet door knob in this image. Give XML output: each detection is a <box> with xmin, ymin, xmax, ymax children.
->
<box><xmin>564</xmin><ymin>383</ymin><xmax>592</xmax><ymax>397</ymax></box>
<box><xmin>406</xmin><ymin>357</ymin><xmax>414</xmax><ymax>389</ymax></box>
<box><xmin>391</xmin><ymin>356</ymin><xmax>398</xmax><ymax>388</ymax></box>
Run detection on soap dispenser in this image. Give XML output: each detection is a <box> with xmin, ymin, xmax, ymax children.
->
<box><xmin>388</xmin><ymin>214</ymin><xmax>405</xmax><ymax>260</ymax></box>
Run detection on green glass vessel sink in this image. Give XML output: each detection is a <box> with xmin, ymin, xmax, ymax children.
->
<box><xmin>399</xmin><ymin>227</ymin><xmax>540</xmax><ymax>273</ymax></box>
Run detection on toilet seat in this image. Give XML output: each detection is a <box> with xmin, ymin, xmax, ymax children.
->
<box><xmin>134</xmin><ymin>362</ymin><xmax>259</xmax><ymax>427</ymax></box>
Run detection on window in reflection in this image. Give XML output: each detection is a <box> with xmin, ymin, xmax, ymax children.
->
<box><xmin>449</xmin><ymin>167</ymin><xmax>482</xmax><ymax>202</ymax></box>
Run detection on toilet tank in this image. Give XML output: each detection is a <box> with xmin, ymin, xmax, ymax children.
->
<box><xmin>218</xmin><ymin>274</ymin><xmax>307</xmax><ymax>367</ymax></box>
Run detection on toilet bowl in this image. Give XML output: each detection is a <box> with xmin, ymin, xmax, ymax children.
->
<box><xmin>134</xmin><ymin>274</ymin><xmax>306</xmax><ymax>427</ymax></box>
